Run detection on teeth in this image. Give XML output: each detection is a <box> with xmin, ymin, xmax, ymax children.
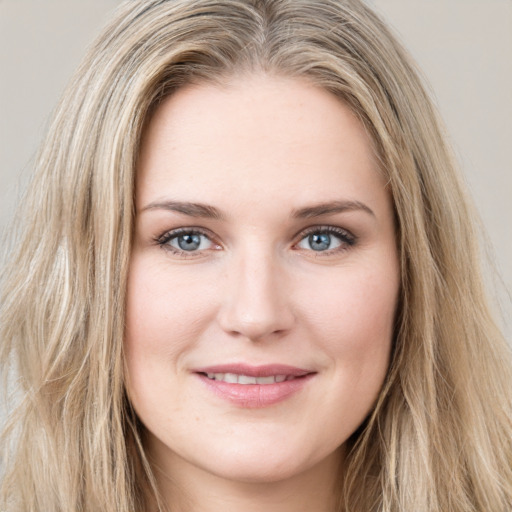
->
<box><xmin>257</xmin><ymin>376</ymin><xmax>276</xmax><ymax>384</ymax></box>
<box><xmin>205</xmin><ymin>373</ymin><xmax>293</xmax><ymax>384</ymax></box>
<box><xmin>224</xmin><ymin>373</ymin><xmax>238</xmax><ymax>383</ymax></box>
<box><xmin>238</xmin><ymin>375</ymin><xmax>257</xmax><ymax>384</ymax></box>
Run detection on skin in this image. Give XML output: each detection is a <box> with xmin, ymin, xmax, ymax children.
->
<box><xmin>124</xmin><ymin>74</ymin><xmax>400</xmax><ymax>512</ymax></box>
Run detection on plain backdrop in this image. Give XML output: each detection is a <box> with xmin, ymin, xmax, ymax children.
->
<box><xmin>0</xmin><ymin>0</ymin><xmax>511</xmax><ymax>345</ymax></box>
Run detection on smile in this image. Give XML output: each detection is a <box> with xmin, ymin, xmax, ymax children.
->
<box><xmin>204</xmin><ymin>373</ymin><xmax>295</xmax><ymax>384</ymax></box>
<box><xmin>193</xmin><ymin>364</ymin><xmax>315</xmax><ymax>408</ymax></box>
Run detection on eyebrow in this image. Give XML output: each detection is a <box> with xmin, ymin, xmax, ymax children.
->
<box><xmin>141</xmin><ymin>200</ymin><xmax>225</xmax><ymax>220</ymax></box>
<box><xmin>292</xmin><ymin>200</ymin><xmax>375</xmax><ymax>219</ymax></box>
<box><xmin>140</xmin><ymin>199</ymin><xmax>374</xmax><ymax>220</ymax></box>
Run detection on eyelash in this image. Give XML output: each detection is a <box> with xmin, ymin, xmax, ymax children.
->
<box><xmin>296</xmin><ymin>226</ymin><xmax>356</xmax><ymax>254</ymax></box>
<box><xmin>155</xmin><ymin>227</ymin><xmax>218</xmax><ymax>257</ymax></box>
<box><xmin>154</xmin><ymin>225</ymin><xmax>357</xmax><ymax>257</ymax></box>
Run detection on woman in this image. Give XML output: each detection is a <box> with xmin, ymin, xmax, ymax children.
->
<box><xmin>1</xmin><ymin>0</ymin><xmax>511</xmax><ymax>511</ymax></box>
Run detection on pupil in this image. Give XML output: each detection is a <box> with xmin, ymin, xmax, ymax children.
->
<box><xmin>178</xmin><ymin>234</ymin><xmax>201</xmax><ymax>251</ymax></box>
<box><xmin>309</xmin><ymin>233</ymin><xmax>331</xmax><ymax>251</ymax></box>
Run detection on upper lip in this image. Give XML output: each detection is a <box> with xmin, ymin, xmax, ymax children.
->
<box><xmin>193</xmin><ymin>363</ymin><xmax>314</xmax><ymax>378</ymax></box>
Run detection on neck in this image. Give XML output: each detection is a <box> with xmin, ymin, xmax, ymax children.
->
<box><xmin>149</xmin><ymin>445</ymin><xmax>344</xmax><ymax>512</ymax></box>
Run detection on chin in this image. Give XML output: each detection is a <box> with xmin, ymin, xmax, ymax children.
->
<box><xmin>177</xmin><ymin>436</ymin><xmax>343</xmax><ymax>486</ymax></box>
<box><xmin>208</xmin><ymin>455</ymin><xmax>307</xmax><ymax>484</ymax></box>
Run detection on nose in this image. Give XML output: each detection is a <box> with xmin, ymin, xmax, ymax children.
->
<box><xmin>217</xmin><ymin>249</ymin><xmax>295</xmax><ymax>341</ymax></box>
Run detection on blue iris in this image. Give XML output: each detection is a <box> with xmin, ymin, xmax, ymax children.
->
<box><xmin>308</xmin><ymin>233</ymin><xmax>331</xmax><ymax>251</ymax></box>
<box><xmin>177</xmin><ymin>234</ymin><xmax>202</xmax><ymax>251</ymax></box>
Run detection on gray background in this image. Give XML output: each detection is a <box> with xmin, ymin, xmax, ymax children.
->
<box><xmin>1</xmin><ymin>0</ymin><xmax>511</xmax><ymax>345</ymax></box>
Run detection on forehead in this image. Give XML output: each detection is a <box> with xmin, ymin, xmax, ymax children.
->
<box><xmin>136</xmin><ymin>74</ymin><xmax>387</xmax><ymax>216</ymax></box>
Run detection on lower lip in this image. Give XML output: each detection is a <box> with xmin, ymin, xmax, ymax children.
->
<box><xmin>196</xmin><ymin>374</ymin><xmax>315</xmax><ymax>408</ymax></box>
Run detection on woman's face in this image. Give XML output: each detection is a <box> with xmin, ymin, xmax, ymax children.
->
<box><xmin>125</xmin><ymin>75</ymin><xmax>399</xmax><ymax>485</ymax></box>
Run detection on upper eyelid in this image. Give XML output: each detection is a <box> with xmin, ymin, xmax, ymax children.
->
<box><xmin>292</xmin><ymin>224</ymin><xmax>355</xmax><ymax>242</ymax></box>
<box><xmin>157</xmin><ymin>226</ymin><xmax>216</xmax><ymax>243</ymax></box>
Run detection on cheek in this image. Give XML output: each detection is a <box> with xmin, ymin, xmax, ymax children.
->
<box><xmin>124</xmin><ymin>254</ymin><xmax>217</xmax><ymax>361</ymax></box>
<box><xmin>320</xmin><ymin>267</ymin><xmax>398</xmax><ymax>403</ymax></box>
<box><xmin>302</xmin><ymin>264</ymin><xmax>399</xmax><ymax>352</ymax></box>
<box><xmin>299</xmin><ymin>258</ymin><xmax>399</xmax><ymax>419</ymax></box>
<box><xmin>123</xmin><ymin>254</ymin><xmax>214</xmax><ymax>423</ymax></box>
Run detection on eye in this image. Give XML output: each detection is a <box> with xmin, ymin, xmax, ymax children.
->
<box><xmin>295</xmin><ymin>227</ymin><xmax>355</xmax><ymax>253</ymax></box>
<box><xmin>156</xmin><ymin>228</ymin><xmax>219</xmax><ymax>254</ymax></box>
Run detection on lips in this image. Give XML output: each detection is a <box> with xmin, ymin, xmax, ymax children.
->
<box><xmin>193</xmin><ymin>364</ymin><xmax>315</xmax><ymax>408</ymax></box>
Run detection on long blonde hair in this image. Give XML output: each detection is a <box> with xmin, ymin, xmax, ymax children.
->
<box><xmin>1</xmin><ymin>0</ymin><xmax>511</xmax><ymax>510</ymax></box>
